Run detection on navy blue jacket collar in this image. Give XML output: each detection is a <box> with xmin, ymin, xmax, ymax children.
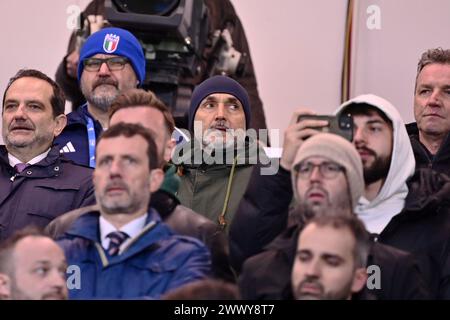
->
<box><xmin>0</xmin><ymin>144</ymin><xmax>68</xmax><ymax>178</ymax></box>
<box><xmin>67</xmin><ymin>103</ymin><xmax>91</xmax><ymax>126</ymax></box>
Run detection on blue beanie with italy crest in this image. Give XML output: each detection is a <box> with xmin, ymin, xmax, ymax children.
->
<box><xmin>77</xmin><ymin>27</ymin><xmax>146</xmax><ymax>85</ymax></box>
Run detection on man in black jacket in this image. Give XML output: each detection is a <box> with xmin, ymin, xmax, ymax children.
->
<box><xmin>238</xmin><ymin>132</ymin><xmax>428</xmax><ymax>300</ymax></box>
<box><xmin>406</xmin><ymin>48</ymin><xmax>450</xmax><ymax>176</ymax></box>
<box><xmin>0</xmin><ymin>69</ymin><xmax>95</xmax><ymax>240</ymax></box>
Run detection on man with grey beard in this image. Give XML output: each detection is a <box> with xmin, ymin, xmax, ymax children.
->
<box><xmin>173</xmin><ymin>75</ymin><xmax>268</xmax><ymax>231</ymax></box>
<box><xmin>55</xmin><ymin>27</ymin><xmax>145</xmax><ymax>167</ymax></box>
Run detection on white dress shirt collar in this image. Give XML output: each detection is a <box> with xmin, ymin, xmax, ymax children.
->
<box><xmin>8</xmin><ymin>148</ymin><xmax>51</xmax><ymax>167</ymax></box>
<box><xmin>99</xmin><ymin>214</ymin><xmax>147</xmax><ymax>250</ymax></box>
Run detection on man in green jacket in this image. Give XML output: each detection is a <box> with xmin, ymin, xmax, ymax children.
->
<box><xmin>174</xmin><ymin>75</ymin><xmax>267</xmax><ymax>231</ymax></box>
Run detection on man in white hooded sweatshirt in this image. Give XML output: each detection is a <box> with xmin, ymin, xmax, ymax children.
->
<box><xmin>334</xmin><ymin>95</ymin><xmax>416</xmax><ymax>235</ymax></box>
<box><xmin>230</xmin><ymin>94</ymin><xmax>450</xmax><ymax>298</ymax></box>
<box><xmin>334</xmin><ymin>95</ymin><xmax>450</xmax><ymax>298</ymax></box>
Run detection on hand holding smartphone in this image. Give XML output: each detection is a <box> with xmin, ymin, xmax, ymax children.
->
<box><xmin>297</xmin><ymin>114</ymin><xmax>353</xmax><ymax>141</ymax></box>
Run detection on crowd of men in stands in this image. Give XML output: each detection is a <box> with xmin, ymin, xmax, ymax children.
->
<box><xmin>0</xmin><ymin>10</ymin><xmax>449</xmax><ymax>300</ymax></box>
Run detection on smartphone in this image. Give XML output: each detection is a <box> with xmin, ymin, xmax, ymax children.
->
<box><xmin>297</xmin><ymin>114</ymin><xmax>353</xmax><ymax>142</ymax></box>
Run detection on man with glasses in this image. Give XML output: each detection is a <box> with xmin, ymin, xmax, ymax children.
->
<box><xmin>238</xmin><ymin>133</ymin><xmax>428</xmax><ymax>299</ymax></box>
<box><xmin>237</xmin><ymin>133</ymin><xmax>366</xmax><ymax>299</ymax></box>
<box><xmin>294</xmin><ymin>159</ymin><xmax>351</xmax><ymax>220</ymax></box>
<box><xmin>55</xmin><ymin>27</ymin><xmax>145</xmax><ymax>167</ymax></box>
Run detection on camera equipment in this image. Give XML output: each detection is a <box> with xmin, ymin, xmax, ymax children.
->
<box><xmin>206</xmin><ymin>23</ymin><xmax>248</xmax><ymax>78</ymax></box>
<box><xmin>297</xmin><ymin>114</ymin><xmax>354</xmax><ymax>142</ymax></box>
<box><xmin>105</xmin><ymin>0</ymin><xmax>209</xmax><ymax>121</ymax></box>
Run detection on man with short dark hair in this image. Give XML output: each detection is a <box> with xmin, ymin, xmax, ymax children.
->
<box><xmin>109</xmin><ymin>88</ymin><xmax>176</xmax><ymax>165</ymax></box>
<box><xmin>406</xmin><ymin>48</ymin><xmax>450</xmax><ymax>176</ymax></box>
<box><xmin>55</xmin><ymin>27</ymin><xmax>145</xmax><ymax>167</ymax></box>
<box><xmin>0</xmin><ymin>227</ymin><xmax>68</xmax><ymax>300</ymax></box>
<box><xmin>292</xmin><ymin>216</ymin><xmax>369</xmax><ymax>300</ymax></box>
<box><xmin>55</xmin><ymin>0</ymin><xmax>269</xmax><ymax>133</ymax></box>
<box><xmin>233</xmin><ymin>93</ymin><xmax>450</xmax><ymax>298</ymax></box>
<box><xmin>0</xmin><ymin>69</ymin><xmax>95</xmax><ymax>240</ymax></box>
<box><xmin>57</xmin><ymin>122</ymin><xmax>211</xmax><ymax>299</ymax></box>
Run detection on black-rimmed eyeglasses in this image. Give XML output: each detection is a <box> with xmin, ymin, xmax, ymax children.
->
<box><xmin>297</xmin><ymin>162</ymin><xmax>344</xmax><ymax>179</ymax></box>
<box><xmin>83</xmin><ymin>57</ymin><xmax>130</xmax><ymax>72</ymax></box>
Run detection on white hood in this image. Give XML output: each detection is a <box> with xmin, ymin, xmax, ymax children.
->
<box><xmin>334</xmin><ymin>94</ymin><xmax>416</xmax><ymax>234</ymax></box>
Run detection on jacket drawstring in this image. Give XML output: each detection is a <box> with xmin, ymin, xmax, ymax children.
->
<box><xmin>218</xmin><ymin>156</ymin><xmax>238</xmax><ymax>228</ymax></box>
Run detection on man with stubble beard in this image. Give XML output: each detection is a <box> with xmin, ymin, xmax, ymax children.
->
<box><xmin>57</xmin><ymin>123</ymin><xmax>211</xmax><ymax>299</ymax></box>
<box><xmin>334</xmin><ymin>94</ymin><xmax>450</xmax><ymax>298</ymax></box>
<box><xmin>291</xmin><ymin>216</ymin><xmax>369</xmax><ymax>300</ymax></box>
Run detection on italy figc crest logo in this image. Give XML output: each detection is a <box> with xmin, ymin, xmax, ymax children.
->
<box><xmin>103</xmin><ymin>34</ymin><xmax>120</xmax><ymax>53</ymax></box>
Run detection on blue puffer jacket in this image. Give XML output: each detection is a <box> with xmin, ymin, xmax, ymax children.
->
<box><xmin>55</xmin><ymin>104</ymin><xmax>103</xmax><ymax>167</ymax></box>
<box><xmin>58</xmin><ymin>208</ymin><xmax>211</xmax><ymax>299</ymax></box>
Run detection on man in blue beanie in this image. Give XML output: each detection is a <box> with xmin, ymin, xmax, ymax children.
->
<box><xmin>175</xmin><ymin>75</ymin><xmax>266</xmax><ymax>231</ymax></box>
<box><xmin>55</xmin><ymin>27</ymin><xmax>146</xmax><ymax>167</ymax></box>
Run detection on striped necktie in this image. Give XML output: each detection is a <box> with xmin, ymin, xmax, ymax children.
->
<box><xmin>106</xmin><ymin>231</ymin><xmax>129</xmax><ymax>256</ymax></box>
